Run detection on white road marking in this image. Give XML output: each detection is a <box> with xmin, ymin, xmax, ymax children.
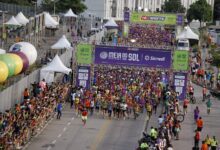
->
<box><xmin>71</xmin><ymin>117</ymin><xmax>74</xmax><ymax>120</ymax></box>
<box><xmin>67</xmin><ymin>122</ymin><xmax>71</xmax><ymax>126</ymax></box>
<box><xmin>63</xmin><ymin>127</ymin><xmax>67</xmax><ymax>132</ymax></box>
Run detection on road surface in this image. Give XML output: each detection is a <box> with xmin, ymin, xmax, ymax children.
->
<box><xmin>26</xmin><ymin>108</ymin><xmax>148</xmax><ymax>150</ymax></box>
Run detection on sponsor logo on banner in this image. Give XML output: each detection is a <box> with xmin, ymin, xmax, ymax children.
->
<box><xmin>95</xmin><ymin>46</ymin><xmax>172</xmax><ymax>68</ymax></box>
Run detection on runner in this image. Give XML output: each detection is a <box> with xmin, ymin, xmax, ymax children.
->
<box><xmin>81</xmin><ymin>108</ymin><xmax>88</xmax><ymax>126</ymax></box>
<box><xmin>206</xmin><ymin>96</ymin><xmax>212</xmax><ymax>114</ymax></box>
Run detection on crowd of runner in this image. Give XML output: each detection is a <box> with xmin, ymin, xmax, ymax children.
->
<box><xmin>0</xmin><ymin>81</ymin><xmax>69</xmax><ymax>149</ymax></box>
<box><xmin>71</xmin><ymin>66</ymin><xmax>168</xmax><ymax>121</ymax></box>
<box><xmin>127</xmin><ymin>24</ymin><xmax>173</xmax><ymax>47</ymax></box>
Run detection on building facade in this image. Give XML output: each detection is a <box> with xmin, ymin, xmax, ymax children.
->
<box><xmin>84</xmin><ymin>0</ymin><xmax>215</xmax><ymax>20</ymax></box>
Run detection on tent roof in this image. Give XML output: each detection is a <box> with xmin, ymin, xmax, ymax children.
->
<box><xmin>5</xmin><ymin>16</ymin><xmax>21</xmax><ymax>26</ymax></box>
<box><xmin>64</xmin><ymin>9</ymin><xmax>77</xmax><ymax>17</ymax></box>
<box><xmin>176</xmin><ymin>26</ymin><xmax>199</xmax><ymax>40</ymax></box>
<box><xmin>15</xmin><ymin>12</ymin><xmax>29</xmax><ymax>25</ymax></box>
<box><xmin>44</xmin><ymin>12</ymin><xmax>59</xmax><ymax>28</ymax></box>
<box><xmin>41</xmin><ymin>54</ymin><xmax>71</xmax><ymax>74</ymax></box>
<box><xmin>51</xmin><ymin>35</ymin><xmax>71</xmax><ymax>49</ymax></box>
<box><xmin>0</xmin><ymin>49</ymin><xmax>6</xmax><ymax>54</ymax></box>
<box><xmin>104</xmin><ymin>18</ymin><xmax>118</xmax><ymax>28</ymax></box>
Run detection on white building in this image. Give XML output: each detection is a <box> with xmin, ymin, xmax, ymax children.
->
<box><xmin>84</xmin><ymin>0</ymin><xmax>215</xmax><ymax>20</ymax></box>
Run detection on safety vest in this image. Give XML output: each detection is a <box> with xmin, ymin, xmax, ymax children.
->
<box><xmin>150</xmin><ymin>129</ymin><xmax>157</xmax><ymax>139</ymax></box>
<box><xmin>211</xmin><ymin>139</ymin><xmax>218</xmax><ymax>146</ymax></box>
<box><xmin>140</xmin><ymin>143</ymin><xmax>149</xmax><ymax>149</ymax></box>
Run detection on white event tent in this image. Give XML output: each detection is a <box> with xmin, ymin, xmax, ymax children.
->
<box><xmin>40</xmin><ymin>54</ymin><xmax>72</xmax><ymax>83</ymax></box>
<box><xmin>15</xmin><ymin>12</ymin><xmax>29</xmax><ymax>26</ymax></box>
<box><xmin>44</xmin><ymin>12</ymin><xmax>59</xmax><ymax>29</ymax></box>
<box><xmin>176</xmin><ymin>26</ymin><xmax>199</xmax><ymax>40</ymax></box>
<box><xmin>104</xmin><ymin>18</ymin><xmax>118</xmax><ymax>29</ymax></box>
<box><xmin>0</xmin><ymin>49</ymin><xmax>6</xmax><ymax>54</ymax></box>
<box><xmin>64</xmin><ymin>9</ymin><xmax>77</xmax><ymax>18</ymax></box>
<box><xmin>4</xmin><ymin>16</ymin><xmax>21</xmax><ymax>26</ymax></box>
<box><xmin>51</xmin><ymin>35</ymin><xmax>71</xmax><ymax>49</ymax></box>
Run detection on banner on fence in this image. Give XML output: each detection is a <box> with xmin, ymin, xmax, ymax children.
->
<box><xmin>76</xmin><ymin>66</ymin><xmax>91</xmax><ymax>89</ymax></box>
<box><xmin>76</xmin><ymin>44</ymin><xmax>92</xmax><ymax>64</ymax></box>
<box><xmin>130</xmin><ymin>12</ymin><xmax>177</xmax><ymax>25</ymax></box>
<box><xmin>173</xmin><ymin>72</ymin><xmax>188</xmax><ymax>100</ymax></box>
<box><xmin>94</xmin><ymin>46</ymin><xmax>172</xmax><ymax>68</ymax></box>
<box><xmin>124</xmin><ymin>11</ymin><xmax>130</xmax><ymax>22</ymax></box>
<box><xmin>173</xmin><ymin>50</ymin><xmax>189</xmax><ymax>71</ymax></box>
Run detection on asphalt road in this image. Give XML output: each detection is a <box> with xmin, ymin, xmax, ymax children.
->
<box><xmin>25</xmin><ymin>84</ymin><xmax>220</xmax><ymax>150</ymax></box>
<box><xmin>26</xmin><ymin>108</ymin><xmax>148</xmax><ymax>150</ymax></box>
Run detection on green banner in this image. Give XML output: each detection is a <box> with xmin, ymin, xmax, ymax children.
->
<box><xmin>76</xmin><ymin>44</ymin><xmax>92</xmax><ymax>64</ymax></box>
<box><xmin>123</xmin><ymin>23</ymin><xmax>129</xmax><ymax>37</ymax></box>
<box><xmin>173</xmin><ymin>50</ymin><xmax>189</xmax><ymax>71</ymax></box>
<box><xmin>130</xmin><ymin>12</ymin><xmax>177</xmax><ymax>25</ymax></box>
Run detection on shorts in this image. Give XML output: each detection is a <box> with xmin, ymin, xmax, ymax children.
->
<box><xmin>183</xmin><ymin>105</ymin><xmax>187</xmax><ymax>109</ymax></box>
<box><xmin>82</xmin><ymin>116</ymin><xmax>87</xmax><ymax>120</ymax></box>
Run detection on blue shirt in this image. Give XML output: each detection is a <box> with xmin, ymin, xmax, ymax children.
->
<box><xmin>57</xmin><ymin>103</ymin><xmax>62</xmax><ymax>111</ymax></box>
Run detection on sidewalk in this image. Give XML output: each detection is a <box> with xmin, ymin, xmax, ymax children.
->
<box><xmin>172</xmin><ymin>84</ymin><xmax>220</xmax><ymax>149</ymax></box>
<box><xmin>146</xmin><ymin>83</ymin><xmax>220</xmax><ymax>150</ymax></box>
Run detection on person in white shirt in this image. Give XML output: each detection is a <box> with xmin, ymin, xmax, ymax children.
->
<box><xmin>158</xmin><ymin>115</ymin><xmax>164</xmax><ymax>127</ymax></box>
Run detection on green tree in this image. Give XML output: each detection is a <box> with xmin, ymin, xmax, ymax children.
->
<box><xmin>161</xmin><ymin>0</ymin><xmax>185</xmax><ymax>13</ymax></box>
<box><xmin>187</xmin><ymin>0</ymin><xmax>212</xmax><ymax>26</ymax></box>
<box><xmin>41</xmin><ymin>0</ymin><xmax>87</xmax><ymax>14</ymax></box>
<box><xmin>211</xmin><ymin>50</ymin><xmax>220</xmax><ymax>67</ymax></box>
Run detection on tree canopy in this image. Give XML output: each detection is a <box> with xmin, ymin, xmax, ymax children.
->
<box><xmin>187</xmin><ymin>0</ymin><xmax>212</xmax><ymax>23</ymax></box>
<box><xmin>41</xmin><ymin>0</ymin><xmax>87</xmax><ymax>14</ymax></box>
<box><xmin>211</xmin><ymin>50</ymin><xmax>220</xmax><ymax>67</ymax></box>
<box><xmin>161</xmin><ymin>0</ymin><xmax>185</xmax><ymax>13</ymax></box>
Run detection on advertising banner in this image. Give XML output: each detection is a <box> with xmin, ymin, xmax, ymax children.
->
<box><xmin>173</xmin><ymin>50</ymin><xmax>189</xmax><ymax>71</ymax></box>
<box><xmin>94</xmin><ymin>46</ymin><xmax>172</xmax><ymax>68</ymax></box>
<box><xmin>124</xmin><ymin>11</ymin><xmax>130</xmax><ymax>22</ymax></box>
<box><xmin>177</xmin><ymin>14</ymin><xmax>184</xmax><ymax>25</ymax></box>
<box><xmin>76</xmin><ymin>66</ymin><xmax>91</xmax><ymax>89</ymax></box>
<box><xmin>130</xmin><ymin>12</ymin><xmax>177</xmax><ymax>25</ymax></box>
<box><xmin>76</xmin><ymin>44</ymin><xmax>92</xmax><ymax>64</ymax></box>
<box><xmin>173</xmin><ymin>72</ymin><xmax>188</xmax><ymax>100</ymax></box>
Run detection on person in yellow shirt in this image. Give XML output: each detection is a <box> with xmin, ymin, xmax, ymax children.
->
<box><xmin>205</xmin><ymin>135</ymin><xmax>212</xmax><ymax>147</ymax></box>
<box><xmin>210</xmin><ymin>136</ymin><xmax>218</xmax><ymax>150</ymax></box>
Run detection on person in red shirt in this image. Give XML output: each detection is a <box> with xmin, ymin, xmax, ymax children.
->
<box><xmin>81</xmin><ymin>108</ymin><xmax>88</xmax><ymax>126</ymax></box>
<box><xmin>183</xmin><ymin>98</ymin><xmax>189</xmax><ymax>115</ymax></box>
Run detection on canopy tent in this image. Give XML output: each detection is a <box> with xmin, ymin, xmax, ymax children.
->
<box><xmin>176</xmin><ymin>26</ymin><xmax>199</xmax><ymax>40</ymax></box>
<box><xmin>51</xmin><ymin>35</ymin><xmax>71</xmax><ymax>49</ymax></box>
<box><xmin>44</xmin><ymin>12</ymin><xmax>59</xmax><ymax>29</ymax></box>
<box><xmin>40</xmin><ymin>54</ymin><xmax>72</xmax><ymax>83</ymax></box>
<box><xmin>0</xmin><ymin>49</ymin><xmax>6</xmax><ymax>54</ymax></box>
<box><xmin>4</xmin><ymin>16</ymin><xmax>21</xmax><ymax>26</ymax></box>
<box><xmin>104</xmin><ymin>18</ymin><xmax>118</xmax><ymax>29</ymax></box>
<box><xmin>64</xmin><ymin>9</ymin><xmax>77</xmax><ymax>18</ymax></box>
<box><xmin>15</xmin><ymin>12</ymin><xmax>29</xmax><ymax>26</ymax></box>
